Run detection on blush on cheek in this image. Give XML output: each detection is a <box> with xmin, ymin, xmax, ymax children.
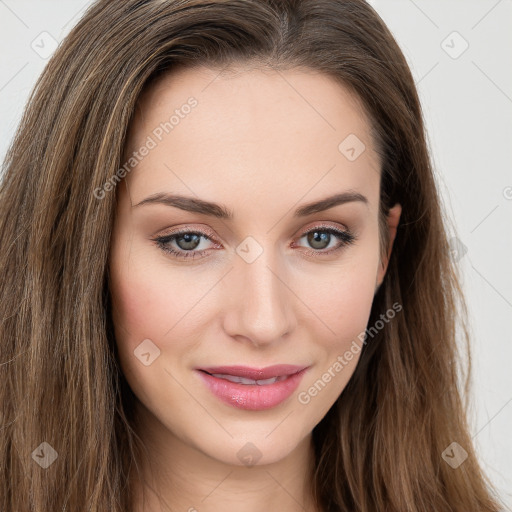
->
<box><xmin>325</xmin><ymin>283</ymin><xmax>376</xmax><ymax>356</ymax></box>
<box><xmin>110</xmin><ymin>266</ymin><xmax>162</xmax><ymax>348</ymax></box>
<box><xmin>327</xmin><ymin>272</ymin><xmax>376</xmax><ymax>318</ymax></box>
<box><xmin>110</xmin><ymin>260</ymin><xmax>202</xmax><ymax>353</ymax></box>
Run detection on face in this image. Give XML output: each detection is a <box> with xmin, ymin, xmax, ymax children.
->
<box><xmin>108</xmin><ymin>65</ymin><xmax>401</xmax><ymax>467</ymax></box>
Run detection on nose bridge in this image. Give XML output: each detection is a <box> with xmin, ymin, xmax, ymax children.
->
<box><xmin>223</xmin><ymin>240</ymin><xmax>295</xmax><ymax>345</ymax></box>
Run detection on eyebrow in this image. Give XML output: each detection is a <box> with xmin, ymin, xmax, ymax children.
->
<box><xmin>132</xmin><ymin>191</ymin><xmax>368</xmax><ymax>218</ymax></box>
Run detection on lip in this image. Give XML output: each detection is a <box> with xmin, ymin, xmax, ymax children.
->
<box><xmin>196</xmin><ymin>364</ymin><xmax>310</xmax><ymax>410</ymax></box>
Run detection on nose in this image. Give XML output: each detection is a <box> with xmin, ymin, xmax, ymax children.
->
<box><xmin>222</xmin><ymin>248</ymin><xmax>297</xmax><ymax>348</ymax></box>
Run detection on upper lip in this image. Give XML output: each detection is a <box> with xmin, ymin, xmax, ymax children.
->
<box><xmin>198</xmin><ymin>364</ymin><xmax>309</xmax><ymax>380</ymax></box>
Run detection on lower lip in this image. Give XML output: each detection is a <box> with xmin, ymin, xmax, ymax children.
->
<box><xmin>197</xmin><ymin>368</ymin><xmax>308</xmax><ymax>410</ymax></box>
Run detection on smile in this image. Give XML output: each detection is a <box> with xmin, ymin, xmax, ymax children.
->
<box><xmin>196</xmin><ymin>364</ymin><xmax>310</xmax><ymax>410</ymax></box>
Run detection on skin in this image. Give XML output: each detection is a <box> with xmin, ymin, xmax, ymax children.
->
<box><xmin>108</xmin><ymin>64</ymin><xmax>401</xmax><ymax>512</ymax></box>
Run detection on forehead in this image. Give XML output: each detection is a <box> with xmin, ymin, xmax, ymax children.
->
<box><xmin>122</xmin><ymin>65</ymin><xmax>381</xmax><ymax>210</ymax></box>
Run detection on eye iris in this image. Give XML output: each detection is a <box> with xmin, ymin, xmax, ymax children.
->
<box><xmin>307</xmin><ymin>231</ymin><xmax>330</xmax><ymax>250</ymax></box>
<box><xmin>176</xmin><ymin>233</ymin><xmax>202</xmax><ymax>251</ymax></box>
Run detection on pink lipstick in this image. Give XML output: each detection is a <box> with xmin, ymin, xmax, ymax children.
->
<box><xmin>196</xmin><ymin>364</ymin><xmax>309</xmax><ymax>410</ymax></box>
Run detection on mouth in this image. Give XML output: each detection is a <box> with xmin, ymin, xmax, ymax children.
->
<box><xmin>195</xmin><ymin>364</ymin><xmax>310</xmax><ymax>410</ymax></box>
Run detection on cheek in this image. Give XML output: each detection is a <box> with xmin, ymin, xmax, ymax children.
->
<box><xmin>108</xmin><ymin>237</ymin><xmax>205</xmax><ymax>383</ymax></box>
<box><xmin>110</xmin><ymin>260</ymin><xmax>167</xmax><ymax>349</ymax></box>
<box><xmin>305</xmin><ymin>244</ymin><xmax>380</xmax><ymax>346</ymax></box>
<box><xmin>317</xmin><ymin>270</ymin><xmax>375</xmax><ymax>324</ymax></box>
<box><xmin>295</xmin><ymin>238</ymin><xmax>379</xmax><ymax>405</ymax></box>
<box><xmin>294</xmin><ymin>273</ymin><xmax>376</xmax><ymax>420</ymax></box>
<box><xmin>110</xmin><ymin>232</ymin><xmax>201</xmax><ymax>340</ymax></box>
<box><xmin>310</xmin><ymin>273</ymin><xmax>375</xmax><ymax>389</ymax></box>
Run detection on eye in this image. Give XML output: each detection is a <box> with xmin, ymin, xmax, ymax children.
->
<box><xmin>152</xmin><ymin>230</ymin><xmax>218</xmax><ymax>260</ymax></box>
<box><xmin>152</xmin><ymin>223</ymin><xmax>356</xmax><ymax>260</ymax></box>
<box><xmin>294</xmin><ymin>224</ymin><xmax>356</xmax><ymax>256</ymax></box>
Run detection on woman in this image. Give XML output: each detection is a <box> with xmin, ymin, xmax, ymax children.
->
<box><xmin>0</xmin><ymin>0</ymin><xmax>504</xmax><ymax>510</ymax></box>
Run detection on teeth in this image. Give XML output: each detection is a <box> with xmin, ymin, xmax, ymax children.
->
<box><xmin>211</xmin><ymin>373</ymin><xmax>287</xmax><ymax>385</ymax></box>
<box><xmin>256</xmin><ymin>377</ymin><xmax>280</xmax><ymax>385</ymax></box>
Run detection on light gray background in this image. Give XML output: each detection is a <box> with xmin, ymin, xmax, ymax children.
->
<box><xmin>1</xmin><ymin>0</ymin><xmax>511</xmax><ymax>506</ymax></box>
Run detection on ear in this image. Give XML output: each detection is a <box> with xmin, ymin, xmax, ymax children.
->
<box><xmin>376</xmin><ymin>203</ymin><xmax>402</xmax><ymax>288</ymax></box>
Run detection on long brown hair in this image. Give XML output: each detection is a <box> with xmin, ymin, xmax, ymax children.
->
<box><xmin>0</xmin><ymin>0</ymin><xmax>504</xmax><ymax>510</ymax></box>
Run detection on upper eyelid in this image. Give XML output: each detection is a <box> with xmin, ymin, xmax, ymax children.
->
<box><xmin>159</xmin><ymin>221</ymin><xmax>350</xmax><ymax>239</ymax></box>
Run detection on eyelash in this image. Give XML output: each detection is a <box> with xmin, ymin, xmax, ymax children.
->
<box><xmin>152</xmin><ymin>224</ymin><xmax>356</xmax><ymax>260</ymax></box>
